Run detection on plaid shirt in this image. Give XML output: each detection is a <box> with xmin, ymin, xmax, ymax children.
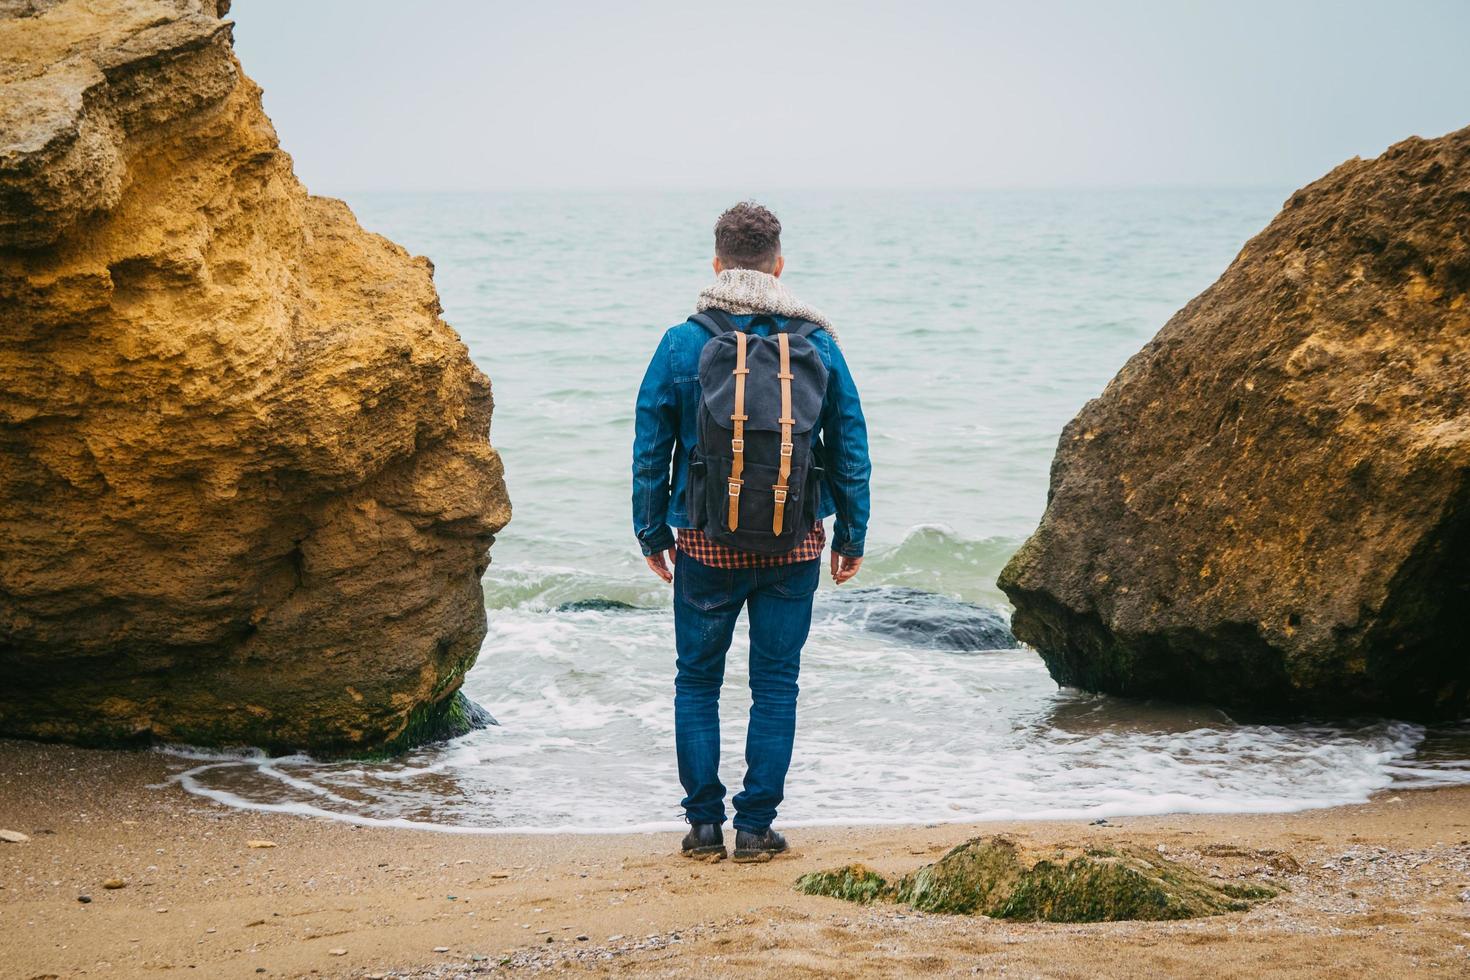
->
<box><xmin>677</xmin><ymin>521</ymin><xmax>825</xmax><ymax>569</ymax></box>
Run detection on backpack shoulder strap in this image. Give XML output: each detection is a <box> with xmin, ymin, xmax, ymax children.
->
<box><xmin>781</xmin><ymin>316</ymin><xmax>825</xmax><ymax>339</ymax></box>
<box><xmin>689</xmin><ymin>309</ymin><xmax>736</xmax><ymax>337</ymax></box>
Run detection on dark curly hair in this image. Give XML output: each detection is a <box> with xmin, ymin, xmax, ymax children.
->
<box><xmin>714</xmin><ymin>201</ymin><xmax>782</xmax><ymax>271</ymax></box>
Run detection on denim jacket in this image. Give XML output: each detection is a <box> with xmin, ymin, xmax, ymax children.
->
<box><xmin>633</xmin><ymin>313</ymin><xmax>871</xmax><ymax>558</ymax></box>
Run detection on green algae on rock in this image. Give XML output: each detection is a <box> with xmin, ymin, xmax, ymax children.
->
<box><xmin>797</xmin><ymin>836</ymin><xmax>1276</xmax><ymax>922</ymax></box>
<box><xmin>795</xmin><ymin>864</ymin><xmax>889</xmax><ymax>905</ymax></box>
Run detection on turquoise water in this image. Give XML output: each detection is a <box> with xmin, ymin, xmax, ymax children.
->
<box><xmin>172</xmin><ymin>190</ymin><xmax>1470</xmax><ymax>830</ymax></box>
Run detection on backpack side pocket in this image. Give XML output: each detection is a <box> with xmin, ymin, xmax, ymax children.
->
<box><xmin>686</xmin><ymin>451</ymin><xmax>708</xmax><ymax>530</ymax></box>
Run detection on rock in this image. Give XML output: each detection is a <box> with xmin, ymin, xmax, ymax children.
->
<box><xmin>246</xmin><ymin>840</ymin><xmax>275</xmax><ymax>849</ymax></box>
<box><xmin>0</xmin><ymin>1</ymin><xmax>510</xmax><ymax>752</ymax></box>
<box><xmin>999</xmin><ymin>124</ymin><xmax>1470</xmax><ymax>719</ymax></box>
<box><xmin>102</xmin><ymin>878</ymin><xmax>125</xmax><ymax>889</ymax></box>
<box><xmin>327</xmin><ymin>947</ymin><xmax>346</xmax><ymax>956</ymax></box>
<box><xmin>554</xmin><ymin>598</ymin><xmax>639</xmax><ymax>613</ymax></box>
<box><xmin>0</xmin><ymin>829</ymin><xmax>29</xmax><ymax>843</ymax></box>
<box><xmin>796</xmin><ymin>835</ymin><xmax>1276</xmax><ymax>922</ymax></box>
<box><xmin>795</xmin><ymin>864</ymin><xmax>888</xmax><ymax>904</ymax></box>
<box><xmin>817</xmin><ymin>587</ymin><xmax>1016</xmax><ymax>652</ymax></box>
<box><xmin>77</xmin><ymin>894</ymin><xmax>91</xmax><ymax>903</ymax></box>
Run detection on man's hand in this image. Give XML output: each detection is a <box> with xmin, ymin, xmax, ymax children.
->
<box><xmin>645</xmin><ymin>547</ymin><xmax>677</xmax><ymax>584</ymax></box>
<box><xmin>830</xmin><ymin>552</ymin><xmax>863</xmax><ymax>585</ymax></box>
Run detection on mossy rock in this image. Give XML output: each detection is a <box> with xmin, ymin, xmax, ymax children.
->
<box><xmin>363</xmin><ymin>691</ymin><xmax>496</xmax><ymax>760</ymax></box>
<box><xmin>797</xmin><ymin>836</ymin><xmax>1275</xmax><ymax>922</ymax></box>
<box><xmin>795</xmin><ymin>864</ymin><xmax>888</xmax><ymax>904</ymax></box>
<box><xmin>554</xmin><ymin>598</ymin><xmax>639</xmax><ymax>613</ymax></box>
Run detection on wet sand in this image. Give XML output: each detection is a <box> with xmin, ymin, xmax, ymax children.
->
<box><xmin>2</xmin><ymin>738</ymin><xmax>1468</xmax><ymax>979</ymax></box>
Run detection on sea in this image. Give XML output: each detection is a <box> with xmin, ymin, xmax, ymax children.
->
<box><xmin>170</xmin><ymin>189</ymin><xmax>1470</xmax><ymax>833</ymax></box>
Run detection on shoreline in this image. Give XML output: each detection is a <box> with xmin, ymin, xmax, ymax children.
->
<box><xmin>4</xmin><ymin>739</ymin><xmax>1470</xmax><ymax>978</ymax></box>
<box><xmin>171</xmin><ymin>751</ymin><xmax>1450</xmax><ymax>839</ymax></box>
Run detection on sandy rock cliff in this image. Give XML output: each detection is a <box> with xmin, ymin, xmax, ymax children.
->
<box><xmin>0</xmin><ymin>0</ymin><xmax>511</xmax><ymax>751</ymax></box>
<box><xmin>999</xmin><ymin>124</ymin><xmax>1470</xmax><ymax>719</ymax></box>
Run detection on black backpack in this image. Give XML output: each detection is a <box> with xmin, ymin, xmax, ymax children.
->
<box><xmin>685</xmin><ymin>309</ymin><xmax>830</xmax><ymax>555</ymax></box>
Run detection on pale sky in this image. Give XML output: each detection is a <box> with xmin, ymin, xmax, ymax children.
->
<box><xmin>230</xmin><ymin>0</ymin><xmax>1470</xmax><ymax>194</ymax></box>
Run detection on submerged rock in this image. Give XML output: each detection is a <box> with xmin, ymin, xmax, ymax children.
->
<box><xmin>554</xmin><ymin>598</ymin><xmax>640</xmax><ymax>613</ymax></box>
<box><xmin>819</xmin><ymin>587</ymin><xmax>1015</xmax><ymax>651</ymax></box>
<box><xmin>0</xmin><ymin>1</ymin><xmax>510</xmax><ymax>752</ymax></box>
<box><xmin>999</xmin><ymin>124</ymin><xmax>1470</xmax><ymax>719</ymax></box>
<box><xmin>797</xmin><ymin>836</ymin><xmax>1275</xmax><ymax>922</ymax></box>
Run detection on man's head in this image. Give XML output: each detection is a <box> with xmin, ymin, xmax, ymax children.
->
<box><xmin>713</xmin><ymin>201</ymin><xmax>784</xmax><ymax>277</ymax></box>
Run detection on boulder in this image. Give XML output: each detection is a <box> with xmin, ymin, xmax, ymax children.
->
<box><xmin>999</xmin><ymin>124</ymin><xmax>1470</xmax><ymax>719</ymax></box>
<box><xmin>796</xmin><ymin>836</ymin><xmax>1275</xmax><ymax>921</ymax></box>
<box><xmin>817</xmin><ymin>586</ymin><xmax>1015</xmax><ymax>652</ymax></box>
<box><xmin>0</xmin><ymin>0</ymin><xmax>510</xmax><ymax>752</ymax></box>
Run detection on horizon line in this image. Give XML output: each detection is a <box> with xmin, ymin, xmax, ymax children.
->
<box><xmin>311</xmin><ymin>182</ymin><xmax>1296</xmax><ymax>197</ymax></box>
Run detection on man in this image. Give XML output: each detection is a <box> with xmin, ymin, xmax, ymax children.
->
<box><xmin>632</xmin><ymin>202</ymin><xmax>871</xmax><ymax>862</ymax></box>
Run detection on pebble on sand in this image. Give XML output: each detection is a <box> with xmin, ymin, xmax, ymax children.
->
<box><xmin>328</xmin><ymin>948</ymin><xmax>347</xmax><ymax>956</ymax></box>
<box><xmin>103</xmin><ymin>878</ymin><xmax>126</xmax><ymax>889</ymax></box>
<box><xmin>0</xmin><ymin>829</ymin><xmax>30</xmax><ymax>843</ymax></box>
<box><xmin>247</xmin><ymin>840</ymin><xmax>277</xmax><ymax>849</ymax></box>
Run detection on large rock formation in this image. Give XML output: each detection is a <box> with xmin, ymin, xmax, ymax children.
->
<box><xmin>999</xmin><ymin>125</ymin><xmax>1470</xmax><ymax>720</ymax></box>
<box><xmin>0</xmin><ymin>0</ymin><xmax>510</xmax><ymax>751</ymax></box>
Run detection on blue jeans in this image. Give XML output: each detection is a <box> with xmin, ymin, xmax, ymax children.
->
<box><xmin>673</xmin><ymin>550</ymin><xmax>819</xmax><ymax>833</ymax></box>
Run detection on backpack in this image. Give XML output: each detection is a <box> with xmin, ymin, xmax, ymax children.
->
<box><xmin>685</xmin><ymin>309</ymin><xmax>830</xmax><ymax>555</ymax></box>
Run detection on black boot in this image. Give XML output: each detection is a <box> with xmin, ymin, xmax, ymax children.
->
<box><xmin>681</xmin><ymin>822</ymin><xmax>727</xmax><ymax>860</ymax></box>
<box><xmin>733</xmin><ymin>827</ymin><xmax>788</xmax><ymax>863</ymax></box>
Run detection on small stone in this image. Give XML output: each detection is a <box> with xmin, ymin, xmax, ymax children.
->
<box><xmin>103</xmin><ymin>878</ymin><xmax>126</xmax><ymax>889</ymax></box>
<box><xmin>78</xmin><ymin>895</ymin><xmax>92</xmax><ymax>903</ymax></box>
<box><xmin>155</xmin><ymin>907</ymin><xmax>169</xmax><ymax>913</ymax></box>
<box><xmin>1458</xmin><ymin>889</ymin><xmax>1470</xmax><ymax>903</ymax></box>
<box><xmin>576</xmin><ymin>934</ymin><xmax>589</xmax><ymax>942</ymax></box>
<box><xmin>246</xmin><ymin>840</ymin><xmax>276</xmax><ymax>849</ymax></box>
<box><xmin>0</xmin><ymin>829</ymin><xmax>30</xmax><ymax>843</ymax></box>
<box><xmin>433</xmin><ymin>946</ymin><xmax>449</xmax><ymax>953</ymax></box>
<box><xmin>327</xmin><ymin>948</ymin><xmax>346</xmax><ymax>956</ymax></box>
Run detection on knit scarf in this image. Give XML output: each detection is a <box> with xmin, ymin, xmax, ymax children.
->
<box><xmin>695</xmin><ymin>269</ymin><xmax>841</xmax><ymax>347</ymax></box>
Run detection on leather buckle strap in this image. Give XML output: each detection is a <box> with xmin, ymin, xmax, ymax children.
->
<box><xmin>729</xmin><ymin>331</ymin><xmax>748</xmax><ymax>531</ymax></box>
<box><xmin>772</xmin><ymin>333</ymin><xmax>794</xmax><ymax>535</ymax></box>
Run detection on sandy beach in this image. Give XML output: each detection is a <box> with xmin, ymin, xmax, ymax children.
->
<box><xmin>2</xmin><ymin>739</ymin><xmax>1467</xmax><ymax>979</ymax></box>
